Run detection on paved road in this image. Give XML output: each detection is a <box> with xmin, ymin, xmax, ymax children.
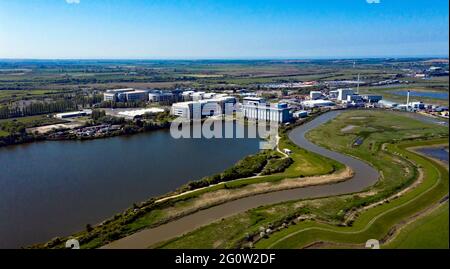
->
<box><xmin>103</xmin><ymin>110</ymin><xmax>380</xmax><ymax>249</ymax></box>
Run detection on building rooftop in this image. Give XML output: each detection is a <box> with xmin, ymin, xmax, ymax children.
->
<box><xmin>106</xmin><ymin>88</ymin><xmax>134</xmax><ymax>93</ymax></box>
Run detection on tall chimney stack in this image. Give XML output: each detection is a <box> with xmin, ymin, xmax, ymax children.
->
<box><xmin>407</xmin><ymin>90</ymin><xmax>410</xmax><ymax>108</ymax></box>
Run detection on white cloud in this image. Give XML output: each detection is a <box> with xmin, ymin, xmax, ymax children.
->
<box><xmin>66</xmin><ymin>0</ymin><xmax>80</xmax><ymax>4</ymax></box>
<box><xmin>366</xmin><ymin>0</ymin><xmax>381</xmax><ymax>3</ymax></box>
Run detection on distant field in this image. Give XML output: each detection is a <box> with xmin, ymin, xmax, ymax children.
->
<box><xmin>0</xmin><ymin>58</ymin><xmax>419</xmax><ymax>91</ymax></box>
<box><xmin>0</xmin><ymin>89</ymin><xmax>61</xmax><ymax>98</ymax></box>
<box><xmin>359</xmin><ymin>76</ymin><xmax>449</xmax><ymax>106</ymax></box>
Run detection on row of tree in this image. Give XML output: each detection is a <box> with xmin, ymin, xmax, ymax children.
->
<box><xmin>0</xmin><ymin>94</ymin><xmax>103</xmax><ymax>119</ymax></box>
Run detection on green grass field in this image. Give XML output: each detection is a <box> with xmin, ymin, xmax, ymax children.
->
<box><xmin>385</xmin><ymin>202</ymin><xmax>449</xmax><ymax>249</ymax></box>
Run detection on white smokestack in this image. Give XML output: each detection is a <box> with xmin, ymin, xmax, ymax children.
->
<box><xmin>407</xmin><ymin>90</ymin><xmax>410</xmax><ymax>107</ymax></box>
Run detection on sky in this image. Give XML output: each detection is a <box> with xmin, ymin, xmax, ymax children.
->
<box><xmin>0</xmin><ymin>0</ymin><xmax>448</xmax><ymax>59</ymax></box>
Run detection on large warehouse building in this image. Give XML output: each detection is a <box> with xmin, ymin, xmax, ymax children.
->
<box><xmin>241</xmin><ymin>102</ymin><xmax>291</xmax><ymax>123</ymax></box>
<box><xmin>171</xmin><ymin>96</ymin><xmax>237</xmax><ymax>120</ymax></box>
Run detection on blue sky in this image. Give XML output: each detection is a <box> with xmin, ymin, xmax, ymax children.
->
<box><xmin>0</xmin><ymin>0</ymin><xmax>448</xmax><ymax>59</ymax></box>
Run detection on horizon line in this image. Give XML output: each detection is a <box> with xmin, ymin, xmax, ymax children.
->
<box><xmin>0</xmin><ymin>55</ymin><xmax>449</xmax><ymax>62</ymax></box>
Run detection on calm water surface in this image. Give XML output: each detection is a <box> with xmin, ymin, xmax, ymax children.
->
<box><xmin>417</xmin><ymin>147</ymin><xmax>449</xmax><ymax>164</ymax></box>
<box><xmin>390</xmin><ymin>90</ymin><xmax>449</xmax><ymax>100</ymax></box>
<box><xmin>0</xmin><ymin>125</ymin><xmax>260</xmax><ymax>248</ymax></box>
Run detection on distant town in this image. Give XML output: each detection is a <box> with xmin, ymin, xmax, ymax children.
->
<box><xmin>1</xmin><ymin>62</ymin><xmax>446</xmax><ymax>147</ymax></box>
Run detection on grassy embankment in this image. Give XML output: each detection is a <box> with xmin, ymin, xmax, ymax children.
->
<box><xmin>37</xmin><ymin>117</ymin><xmax>343</xmax><ymax>249</ymax></box>
<box><xmin>154</xmin><ymin>110</ymin><xmax>448</xmax><ymax>249</ymax></box>
<box><xmin>255</xmin><ymin>139</ymin><xmax>448</xmax><ymax>249</ymax></box>
<box><xmin>385</xmin><ymin>202</ymin><xmax>448</xmax><ymax>249</ymax></box>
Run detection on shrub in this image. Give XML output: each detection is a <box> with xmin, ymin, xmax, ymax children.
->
<box><xmin>261</xmin><ymin>157</ymin><xmax>294</xmax><ymax>175</ymax></box>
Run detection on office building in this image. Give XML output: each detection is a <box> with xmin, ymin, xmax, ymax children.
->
<box><xmin>103</xmin><ymin>88</ymin><xmax>135</xmax><ymax>102</ymax></box>
<box><xmin>148</xmin><ymin>92</ymin><xmax>176</xmax><ymax>105</ymax></box>
<box><xmin>103</xmin><ymin>88</ymin><xmax>148</xmax><ymax>102</ymax></box>
<box><xmin>171</xmin><ymin>96</ymin><xmax>237</xmax><ymax>120</ymax></box>
<box><xmin>242</xmin><ymin>102</ymin><xmax>291</xmax><ymax>123</ymax></box>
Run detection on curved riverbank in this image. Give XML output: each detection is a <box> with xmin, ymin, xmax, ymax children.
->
<box><xmin>257</xmin><ymin>139</ymin><xmax>449</xmax><ymax>249</ymax></box>
<box><xmin>103</xmin><ymin>110</ymin><xmax>380</xmax><ymax>249</ymax></box>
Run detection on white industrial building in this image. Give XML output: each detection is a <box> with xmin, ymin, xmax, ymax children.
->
<box><xmin>241</xmin><ymin>102</ymin><xmax>291</xmax><ymax>123</ymax></box>
<box><xmin>120</xmin><ymin>90</ymin><xmax>148</xmax><ymax>102</ymax></box>
<box><xmin>148</xmin><ymin>92</ymin><xmax>176</xmax><ymax>104</ymax></box>
<box><xmin>103</xmin><ymin>88</ymin><xmax>148</xmax><ymax>102</ymax></box>
<box><xmin>337</xmin><ymin>88</ymin><xmax>354</xmax><ymax>101</ymax></box>
<box><xmin>191</xmin><ymin>92</ymin><xmax>206</xmax><ymax>101</ymax></box>
<box><xmin>103</xmin><ymin>88</ymin><xmax>135</xmax><ymax>102</ymax></box>
<box><xmin>362</xmin><ymin>95</ymin><xmax>383</xmax><ymax>103</ymax></box>
<box><xmin>310</xmin><ymin>91</ymin><xmax>322</xmax><ymax>100</ymax></box>
<box><xmin>181</xmin><ymin>91</ymin><xmax>195</xmax><ymax>101</ymax></box>
<box><xmin>301</xmin><ymin>99</ymin><xmax>335</xmax><ymax>108</ymax></box>
<box><xmin>410</xmin><ymin>101</ymin><xmax>425</xmax><ymax>110</ymax></box>
<box><xmin>55</xmin><ymin>109</ymin><xmax>92</xmax><ymax>119</ymax></box>
<box><xmin>329</xmin><ymin>90</ymin><xmax>339</xmax><ymax>99</ymax></box>
<box><xmin>346</xmin><ymin>94</ymin><xmax>364</xmax><ymax>103</ymax></box>
<box><xmin>293</xmin><ymin>110</ymin><xmax>308</xmax><ymax>118</ymax></box>
<box><xmin>379</xmin><ymin>100</ymin><xmax>398</xmax><ymax>108</ymax></box>
<box><xmin>117</xmin><ymin>108</ymin><xmax>165</xmax><ymax>119</ymax></box>
<box><xmin>243</xmin><ymin>97</ymin><xmax>266</xmax><ymax>105</ymax></box>
<box><xmin>171</xmin><ymin>96</ymin><xmax>237</xmax><ymax>120</ymax></box>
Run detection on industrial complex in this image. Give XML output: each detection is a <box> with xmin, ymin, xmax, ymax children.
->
<box><xmin>99</xmin><ymin>84</ymin><xmax>448</xmax><ymax>126</ymax></box>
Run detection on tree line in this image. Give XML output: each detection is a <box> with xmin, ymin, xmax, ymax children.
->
<box><xmin>0</xmin><ymin>94</ymin><xmax>102</xmax><ymax>119</ymax></box>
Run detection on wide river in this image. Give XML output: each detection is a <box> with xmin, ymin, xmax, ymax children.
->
<box><xmin>0</xmin><ymin>124</ymin><xmax>260</xmax><ymax>248</ymax></box>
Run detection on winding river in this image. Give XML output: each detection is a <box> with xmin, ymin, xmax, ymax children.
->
<box><xmin>104</xmin><ymin>110</ymin><xmax>381</xmax><ymax>249</ymax></box>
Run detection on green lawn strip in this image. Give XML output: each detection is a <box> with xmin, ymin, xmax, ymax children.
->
<box><xmin>385</xmin><ymin>202</ymin><xmax>449</xmax><ymax>249</ymax></box>
<box><xmin>255</xmin><ymin>139</ymin><xmax>449</xmax><ymax>249</ymax></box>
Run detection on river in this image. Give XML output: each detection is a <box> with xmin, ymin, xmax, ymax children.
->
<box><xmin>104</xmin><ymin>110</ymin><xmax>381</xmax><ymax>249</ymax></box>
<box><xmin>0</xmin><ymin>124</ymin><xmax>260</xmax><ymax>248</ymax></box>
